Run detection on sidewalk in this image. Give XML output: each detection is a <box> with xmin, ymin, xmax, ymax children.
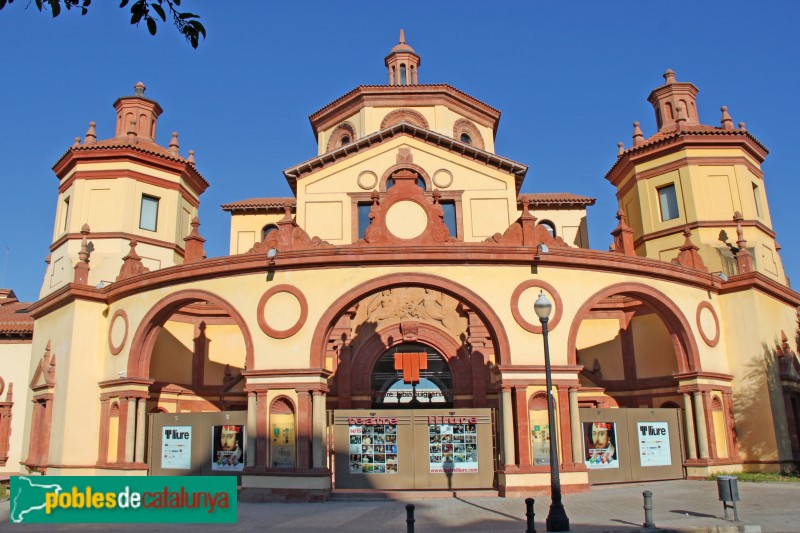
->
<box><xmin>1</xmin><ymin>479</ymin><xmax>798</xmax><ymax>532</ymax></box>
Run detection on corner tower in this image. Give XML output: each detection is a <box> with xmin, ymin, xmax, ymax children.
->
<box><xmin>606</xmin><ymin>71</ymin><xmax>786</xmax><ymax>284</ymax></box>
<box><xmin>43</xmin><ymin>83</ymin><xmax>209</xmax><ymax>297</ymax></box>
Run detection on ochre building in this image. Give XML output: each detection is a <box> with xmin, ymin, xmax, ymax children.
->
<box><xmin>2</xmin><ymin>34</ymin><xmax>799</xmax><ymax>500</ymax></box>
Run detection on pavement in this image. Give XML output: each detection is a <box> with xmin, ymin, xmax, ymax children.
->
<box><xmin>1</xmin><ymin>479</ymin><xmax>798</xmax><ymax>532</ymax></box>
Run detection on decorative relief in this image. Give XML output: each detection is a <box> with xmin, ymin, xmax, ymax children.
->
<box><xmin>510</xmin><ymin>280</ymin><xmax>563</xmax><ymax>334</ymax></box>
<box><xmin>432</xmin><ymin>169</ymin><xmax>453</xmax><ymax>189</ymax></box>
<box><xmin>380</xmin><ymin>108</ymin><xmax>429</xmax><ymax>130</ymax></box>
<box><xmin>108</xmin><ymin>309</ymin><xmax>129</xmax><ymax>355</ymax></box>
<box><xmin>249</xmin><ymin>201</ymin><xmax>331</xmax><ymax>254</ymax></box>
<box><xmin>326</xmin><ymin>122</ymin><xmax>357</xmax><ymax>152</ymax></box>
<box><xmin>358</xmin><ymin>287</ymin><xmax>467</xmax><ymax>341</ymax></box>
<box><xmin>696</xmin><ymin>301</ymin><xmax>720</xmax><ymax>347</ymax></box>
<box><xmin>257</xmin><ymin>285</ymin><xmax>309</xmax><ymax>339</ymax></box>
<box><xmin>485</xmin><ymin>197</ymin><xmax>567</xmax><ymax>248</ymax></box>
<box><xmin>357</xmin><ymin>170</ymin><xmax>378</xmax><ymax>190</ymax></box>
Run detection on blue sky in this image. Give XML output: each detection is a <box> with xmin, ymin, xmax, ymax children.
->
<box><xmin>1</xmin><ymin>1</ymin><xmax>798</xmax><ymax>302</ymax></box>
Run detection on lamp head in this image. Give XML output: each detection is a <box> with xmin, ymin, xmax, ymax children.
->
<box><xmin>534</xmin><ymin>290</ymin><xmax>552</xmax><ymax>319</ymax></box>
<box><xmin>267</xmin><ymin>247</ymin><xmax>278</xmax><ymax>259</ymax></box>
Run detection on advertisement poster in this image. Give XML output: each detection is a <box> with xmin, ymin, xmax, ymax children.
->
<box><xmin>348</xmin><ymin>423</ymin><xmax>398</xmax><ymax>474</ymax></box>
<box><xmin>428</xmin><ymin>422</ymin><xmax>478</xmax><ymax>473</ymax></box>
<box><xmin>637</xmin><ymin>422</ymin><xmax>672</xmax><ymax>467</ymax></box>
<box><xmin>161</xmin><ymin>426</ymin><xmax>192</xmax><ymax>469</ymax></box>
<box><xmin>583</xmin><ymin>421</ymin><xmax>619</xmax><ymax>469</ymax></box>
<box><xmin>270</xmin><ymin>414</ymin><xmax>296</xmax><ymax>469</ymax></box>
<box><xmin>531</xmin><ymin>423</ymin><xmax>551</xmax><ymax>466</ymax></box>
<box><xmin>211</xmin><ymin>425</ymin><xmax>245</xmax><ymax>471</ymax></box>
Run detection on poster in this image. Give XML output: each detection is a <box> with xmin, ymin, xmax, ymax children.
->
<box><xmin>348</xmin><ymin>423</ymin><xmax>398</xmax><ymax>474</ymax></box>
<box><xmin>161</xmin><ymin>425</ymin><xmax>192</xmax><ymax>469</ymax></box>
<box><xmin>637</xmin><ymin>422</ymin><xmax>672</xmax><ymax>467</ymax></box>
<box><xmin>583</xmin><ymin>421</ymin><xmax>619</xmax><ymax>469</ymax></box>
<box><xmin>211</xmin><ymin>424</ymin><xmax>245</xmax><ymax>471</ymax></box>
<box><xmin>428</xmin><ymin>422</ymin><xmax>478</xmax><ymax>473</ymax></box>
<box><xmin>531</xmin><ymin>423</ymin><xmax>551</xmax><ymax>466</ymax></box>
<box><xmin>271</xmin><ymin>414</ymin><xmax>296</xmax><ymax>468</ymax></box>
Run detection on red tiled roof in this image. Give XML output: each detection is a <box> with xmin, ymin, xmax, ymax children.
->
<box><xmin>309</xmin><ymin>84</ymin><xmax>501</xmax><ymax>120</ymax></box>
<box><xmin>622</xmin><ymin>124</ymin><xmax>768</xmax><ymax>155</ymax></box>
<box><xmin>221</xmin><ymin>198</ymin><xmax>297</xmax><ymax>212</ymax></box>
<box><xmin>0</xmin><ymin>292</ymin><xmax>34</xmax><ymax>336</ymax></box>
<box><xmin>520</xmin><ymin>193</ymin><xmax>596</xmax><ymax>207</ymax></box>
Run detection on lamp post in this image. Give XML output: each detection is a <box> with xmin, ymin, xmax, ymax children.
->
<box><xmin>534</xmin><ymin>290</ymin><xmax>570</xmax><ymax>532</ymax></box>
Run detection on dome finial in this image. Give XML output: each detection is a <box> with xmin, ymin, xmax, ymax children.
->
<box><xmin>399</xmin><ymin>29</ymin><xmax>405</xmax><ymax>44</ymax></box>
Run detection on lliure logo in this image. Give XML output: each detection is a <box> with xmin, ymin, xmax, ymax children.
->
<box><xmin>9</xmin><ymin>476</ymin><xmax>236</xmax><ymax>524</ymax></box>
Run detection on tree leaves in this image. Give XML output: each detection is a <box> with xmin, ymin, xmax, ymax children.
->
<box><xmin>0</xmin><ymin>0</ymin><xmax>205</xmax><ymax>48</ymax></box>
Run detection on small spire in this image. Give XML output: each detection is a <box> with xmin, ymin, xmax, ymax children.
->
<box><xmin>116</xmin><ymin>239</ymin><xmax>151</xmax><ymax>281</ymax></box>
<box><xmin>282</xmin><ymin>199</ymin><xmax>294</xmax><ymax>222</ymax></box>
<box><xmin>738</xmin><ymin>121</ymin><xmax>747</xmax><ymax>131</ymax></box>
<box><xmin>5</xmin><ymin>382</ymin><xmax>12</xmax><ymax>402</ymax></box>
<box><xmin>720</xmin><ymin>106</ymin><xmax>734</xmax><ymax>131</ymax></box>
<box><xmin>632</xmin><ymin>122</ymin><xmax>644</xmax><ymax>147</ymax></box>
<box><xmin>73</xmin><ymin>137</ymin><xmax>81</xmax><ymax>147</ymax></box>
<box><xmin>84</xmin><ymin>121</ymin><xmax>97</xmax><ymax>144</ymax></box>
<box><xmin>183</xmin><ymin>216</ymin><xmax>206</xmax><ymax>264</ymax></box>
<box><xmin>617</xmin><ymin>142</ymin><xmax>625</xmax><ymax>157</ymax></box>
<box><xmin>399</xmin><ymin>29</ymin><xmax>406</xmax><ymax>44</ymax></box>
<box><xmin>74</xmin><ymin>223</ymin><xmax>91</xmax><ymax>285</ymax></box>
<box><xmin>188</xmin><ymin>149</ymin><xmax>195</xmax><ymax>164</ymax></box>
<box><xmin>611</xmin><ymin>209</ymin><xmax>635</xmax><ymax>256</ymax></box>
<box><xmin>133</xmin><ymin>81</ymin><xmax>146</xmax><ymax>97</ymax></box>
<box><xmin>670</xmin><ymin>226</ymin><xmax>708</xmax><ymax>272</ymax></box>
<box><xmin>169</xmin><ymin>131</ymin><xmax>180</xmax><ymax>156</ymax></box>
<box><xmin>663</xmin><ymin>69</ymin><xmax>676</xmax><ymax>84</ymax></box>
<box><xmin>733</xmin><ymin>211</ymin><xmax>754</xmax><ymax>274</ymax></box>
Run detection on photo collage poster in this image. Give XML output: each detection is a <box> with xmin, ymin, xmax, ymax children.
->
<box><xmin>348</xmin><ymin>423</ymin><xmax>398</xmax><ymax>474</ymax></box>
<box><xmin>583</xmin><ymin>421</ymin><xmax>619</xmax><ymax>469</ymax></box>
<box><xmin>428</xmin><ymin>422</ymin><xmax>478</xmax><ymax>473</ymax></box>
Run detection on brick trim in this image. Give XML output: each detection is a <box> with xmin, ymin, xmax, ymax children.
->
<box><xmin>108</xmin><ymin>309</ymin><xmax>129</xmax><ymax>355</ymax></box>
<box><xmin>256</xmin><ymin>285</ymin><xmax>309</xmax><ymax>339</ymax></box>
<box><xmin>696</xmin><ymin>301</ymin><xmax>720</xmax><ymax>347</ymax></box>
<box><xmin>510</xmin><ymin>280</ymin><xmax>563</xmax><ymax>334</ymax></box>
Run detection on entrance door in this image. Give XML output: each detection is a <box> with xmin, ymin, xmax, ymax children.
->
<box><xmin>333</xmin><ymin>408</ymin><xmax>494</xmax><ymax>490</ymax></box>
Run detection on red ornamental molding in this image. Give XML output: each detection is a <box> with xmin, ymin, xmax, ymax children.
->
<box><xmin>257</xmin><ymin>284</ymin><xmax>309</xmax><ymax>339</ymax></box>
<box><xmin>108</xmin><ymin>309</ymin><xmax>129</xmax><ymax>355</ymax></box>
<box><xmin>326</xmin><ymin>122</ymin><xmax>357</xmax><ymax>153</ymax></box>
<box><xmin>452</xmin><ymin>118</ymin><xmax>485</xmax><ymax>150</ymax></box>
<box><xmin>696</xmin><ymin>301</ymin><xmax>720</xmax><ymax>347</ymax></box>
<box><xmin>380</xmin><ymin>108</ymin><xmax>429</xmax><ymax>130</ymax></box>
<box><xmin>510</xmin><ymin>280</ymin><xmax>563</xmax><ymax>334</ymax></box>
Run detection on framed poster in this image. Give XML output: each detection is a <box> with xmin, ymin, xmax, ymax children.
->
<box><xmin>637</xmin><ymin>422</ymin><xmax>672</xmax><ymax>467</ymax></box>
<box><xmin>428</xmin><ymin>422</ymin><xmax>478</xmax><ymax>473</ymax></box>
<box><xmin>161</xmin><ymin>425</ymin><xmax>192</xmax><ymax>469</ymax></box>
<box><xmin>211</xmin><ymin>424</ymin><xmax>245</xmax><ymax>471</ymax></box>
<box><xmin>348</xmin><ymin>422</ymin><xmax>398</xmax><ymax>474</ymax></box>
<box><xmin>583</xmin><ymin>421</ymin><xmax>619</xmax><ymax>469</ymax></box>
<box><xmin>271</xmin><ymin>414</ymin><xmax>296</xmax><ymax>468</ymax></box>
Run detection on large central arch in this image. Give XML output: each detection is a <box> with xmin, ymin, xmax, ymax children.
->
<box><xmin>309</xmin><ymin>273</ymin><xmax>512</xmax><ymax>368</ymax></box>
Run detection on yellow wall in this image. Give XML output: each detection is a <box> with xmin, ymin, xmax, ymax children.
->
<box><xmin>0</xmin><ymin>341</ymin><xmax>33</xmax><ymax>474</ymax></box>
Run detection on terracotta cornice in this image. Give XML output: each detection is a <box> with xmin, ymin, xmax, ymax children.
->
<box><xmin>308</xmin><ymin>84</ymin><xmax>501</xmax><ymax>137</ymax></box>
<box><xmin>53</xmin><ymin>146</ymin><xmax>209</xmax><ymax>195</ymax></box>
<box><xmin>58</xmin><ymin>168</ymin><xmax>200</xmax><ymax>208</ymax></box>
<box><xmin>673</xmin><ymin>371</ymin><xmax>734</xmax><ymax>382</ymax></box>
<box><xmin>719</xmin><ymin>271</ymin><xmax>800</xmax><ymax>306</ymax></box>
<box><xmin>50</xmin><ymin>231</ymin><xmax>186</xmax><ymax>256</ymax></box>
<box><xmin>606</xmin><ymin>134</ymin><xmax>768</xmax><ymax>187</ymax></box>
<box><xmin>284</xmin><ymin>122</ymin><xmax>526</xmax><ymax>194</ymax></box>
<box><xmin>24</xmin><ymin>242</ymin><xmax>799</xmax><ymax>320</ymax></box>
<box><xmin>242</xmin><ymin>368</ymin><xmax>332</xmax><ymax>379</ymax></box>
<box><xmin>98</xmin><ymin>377</ymin><xmax>155</xmax><ymax>389</ymax></box>
<box><xmin>634</xmin><ymin>219</ymin><xmax>777</xmax><ymax>247</ymax></box>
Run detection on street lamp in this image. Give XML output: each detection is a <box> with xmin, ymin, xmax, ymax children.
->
<box><xmin>534</xmin><ymin>290</ymin><xmax>570</xmax><ymax>532</ymax></box>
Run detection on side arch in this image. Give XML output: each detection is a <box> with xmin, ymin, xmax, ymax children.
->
<box><xmin>127</xmin><ymin>289</ymin><xmax>255</xmax><ymax>378</ymax></box>
<box><xmin>566</xmin><ymin>282</ymin><xmax>701</xmax><ymax>374</ymax></box>
<box><xmin>309</xmin><ymin>273</ymin><xmax>512</xmax><ymax>368</ymax></box>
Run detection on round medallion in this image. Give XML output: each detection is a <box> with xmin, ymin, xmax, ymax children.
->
<box><xmin>257</xmin><ymin>285</ymin><xmax>308</xmax><ymax>339</ymax></box>
<box><xmin>108</xmin><ymin>309</ymin><xmax>129</xmax><ymax>355</ymax></box>
<box><xmin>696</xmin><ymin>301</ymin><xmax>720</xmax><ymax>347</ymax></box>
<box><xmin>510</xmin><ymin>280</ymin><xmax>563</xmax><ymax>334</ymax></box>
<box><xmin>357</xmin><ymin>170</ymin><xmax>378</xmax><ymax>190</ymax></box>
<box><xmin>432</xmin><ymin>169</ymin><xmax>454</xmax><ymax>189</ymax></box>
<box><xmin>385</xmin><ymin>200</ymin><xmax>427</xmax><ymax>239</ymax></box>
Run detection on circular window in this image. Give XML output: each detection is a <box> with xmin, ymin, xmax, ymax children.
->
<box><xmin>371</xmin><ymin>343</ymin><xmax>452</xmax><ymax>408</ymax></box>
<box><xmin>460</xmin><ymin>133</ymin><xmax>472</xmax><ymax>145</ymax></box>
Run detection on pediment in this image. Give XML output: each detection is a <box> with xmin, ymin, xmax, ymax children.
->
<box><xmin>30</xmin><ymin>341</ymin><xmax>56</xmax><ymax>390</ymax></box>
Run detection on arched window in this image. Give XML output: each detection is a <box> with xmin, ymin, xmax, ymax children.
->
<box><xmin>460</xmin><ymin>133</ymin><xmax>472</xmax><ymax>145</ymax></box>
<box><xmin>539</xmin><ymin>220</ymin><xmax>556</xmax><ymax>238</ymax></box>
<box><xmin>108</xmin><ymin>402</ymin><xmax>120</xmax><ymax>462</ymax></box>
<box><xmin>371</xmin><ymin>343</ymin><xmax>452</xmax><ymax>408</ymax></box>
<box><xmin>270</xmin><ymin>397</ymin><xmax>296</xmax><ymax>468</ymax></box>
<box><xmin>400</xmin><ymin>64</ymin><xmax>407</xmax><ymax>85</ymax></box>
<box><xmin>262</xmin><ymin>224</ymin><xmax>279</xmax><ymax>242</ymax></box>
<box><xmin>711</xmin><ymin>395</ymin><xmax>729</xmax><ymax>458</ymax></box>
<box><xmin>340</xmin><ymin>135</ymin><xmax>351</xmax><ymax>146</ymax></box>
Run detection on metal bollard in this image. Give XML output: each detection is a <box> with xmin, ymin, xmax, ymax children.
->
<box><xmin>406</xmin><ymin>503</ymin><xmax>415</xmax><ymax>533</ymax></box>
<box><xmin>525</xmin><ymin>498</ymin><xmax>536</xmax><ymax>533</ymax></box>
<box><xmin>642</xmin><ymin>490</ymin><xmax>655</xmax><ymax>528</ymax></box>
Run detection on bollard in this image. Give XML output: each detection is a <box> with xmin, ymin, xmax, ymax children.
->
<box><xmin>406</xmin><ymin>503</ymin><xmax>415</xmax><ymax>533</ymax></box>
<box><xmin>642</xmin><ymin>490</ymin><xmax>655</xmax><ymax>528</ymax></box>
<box><xmin>525</xmin><ymin>497</ymin><xmax>536</xmax><ymax>533</ymax></box>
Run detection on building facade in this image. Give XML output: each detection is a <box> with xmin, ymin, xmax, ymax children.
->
<box><xmin>2</xmin><ymin>34</ymin><xmax>800</xmax><ymax>499</ymax></box>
